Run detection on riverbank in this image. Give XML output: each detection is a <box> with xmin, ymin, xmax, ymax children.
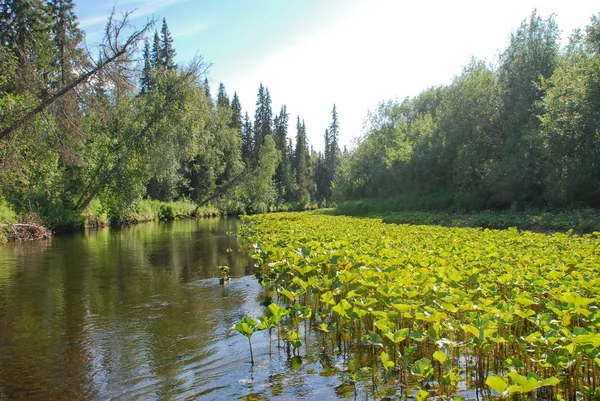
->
<box><xmin>334</xmin><ymin>198</ymin><xmax>600</xmax><ymax>233</ymax></box>
<box><xmin>0</xmin><ymin>197</ymin><xmax>322</xmax><ymax>245</ymax></box>
<box><xmin>0</xmin><ymin>198</ymin><xmax>221</xmax><ymax>245</ymax></box>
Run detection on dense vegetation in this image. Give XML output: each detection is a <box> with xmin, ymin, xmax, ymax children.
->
<box><xmin>0</xmin><ymin>1</ymin><xmax>341</xmax><ymax>231</ymax></box>
<box><xmin>239</xmin><ymin>212</ymin><xmax>600</xmax><ymax>399</ymax></box>
<box><xmin>334</xmin><ymin>12</ymin><xmax>600</xmax><ymax>211</ymax></box>
<box><xmin>1</xmin><ymin>4</ymin><xmax>599</xmax><ymax>234</ymax></box>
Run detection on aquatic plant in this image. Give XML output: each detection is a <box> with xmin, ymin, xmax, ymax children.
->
<box><xmin>240</xmin><ymin>211</ymin><xmax>600</xmax><ymax>398</ymax></box>
<box><xmin>232</xmin><ymin>316</ymin><xmax>262</xmax><ymax>364</ymax></box>
<box><xmin>218</xmin><ymin>265</ymin><xmax>231</xmax><ymax>283</ymax></box>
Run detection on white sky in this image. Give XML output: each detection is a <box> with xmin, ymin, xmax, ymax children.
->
<box><xmin>211</xmin><ymin>1</ymin><xmax>598</xmax><ymax>152</ymax></box>
<box><xmin>76</xmin><ymin>0</ymin><xmax>599</xmax><ymax>152</ymax></box>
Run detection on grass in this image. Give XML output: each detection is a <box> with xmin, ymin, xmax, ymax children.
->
<box><xmin>334</xmin><ymin>196</ymin><xmax>600</xmax><ymax>233</ymax></box>
<box><xmin>108</xmin><ymin>199</ymin><xmax>221</xmax><ymax>225</ymax></box>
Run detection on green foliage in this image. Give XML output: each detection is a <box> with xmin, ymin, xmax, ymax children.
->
<box><xmin>242</xmin><ymin>211</ymin><xmax>598</xmax><ymax>397</ymax></box>
<box><xmin>107</xmin><ymin>199</ymin><xmax>211</xmax><ymax>225</ymax></box>
<box><xmin>334</xmin><ymin>199</ymin><xmax>600</xmax><ymax>233</ymax></box>
<box><xmin>335</xmin><ymin>11</ymin><xmax>598</xmax><ymax>211</ymax></box>
<box><xmin>0</xmin><ymin>197</ymin><xmax>17</xmax><ymax>223</ymax></box>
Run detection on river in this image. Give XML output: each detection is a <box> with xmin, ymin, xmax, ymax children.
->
<box><xmin>0</xmin><ymin>218</ymin><xmax>359</xmax><ymax>400</ymax></box>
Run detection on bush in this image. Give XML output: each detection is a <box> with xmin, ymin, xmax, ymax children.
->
<box><xmin>0</xmin><ymin>197</ymin><xmax>17</xmax><ymax>224</ymax></box>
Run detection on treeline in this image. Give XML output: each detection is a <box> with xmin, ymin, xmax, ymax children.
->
<box><xmin>335</xmin><ymin>11</ymin><xmax>600</xmax><ymax>210</ymax></box>
<box><xmin>0</xmin><ymin>1</ymin><xmax>340</xmax><ymax>228</ymax></box>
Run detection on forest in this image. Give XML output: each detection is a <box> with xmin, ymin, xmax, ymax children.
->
<box><xmin>1</xmin><ymin>2</ymin><xmax>599</xmax><ymax>232</ymax></box>
<box><xmin>0</xmin><ymin>0</ymin><xmax>342</xmax><ymax>231</ymax></box>
<box><xmin>336</xmin><ymin>12</ymin><xmax>600</xmax><ymax>212</ymax></box>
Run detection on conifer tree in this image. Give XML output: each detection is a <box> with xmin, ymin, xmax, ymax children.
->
<box><xmin>273</xmin><ymin>105</ymin><xmax>293</xmax><ymax>200</ymax></box>
<box><xmin>229</xmin><ymin>92</ymin><xmax>243</xmax><ymax>131</ymax></box>
<box><xmin>151</xmin><ymin>30</ymin><xmax>161</xmax><ymax>69</ymax></box>
<box><xmin>294</xmin><ymin>117</ymin><xmax>310</xmax><ymax>203</ymax></box>
<box><xmin>203</xmin><ymin>77</ymin><xmax>212</xmax><ymax>104</ymax></box>
<box><xmin>253</xmin><ymin>83</ymin><xmax>273</xmax><ymax>151</ymax></box>
<box><xmin>323</xmin><ymin>104</ymin><xmax>341</xmax><ymax>200</ymax></box>
<box><xmin>216</xmin><ymin>82</ymin><xmax>229</xmax><ymax>109</ymax></box>
<box><xmin>159</xmin><ymin>18</ymin><xmax>176</xmax><ymax>70</ymax></box>
<box><xmin>242</xmin><ymin>112</ymin><xmax>254</xmax><ymax>165</ymax></box>
<box><xmin>48</xmin><ymin>0</ymin><xmax>82</xmax><ymax>86</ymax></box>
<box><xmin>140</xmin><ymin>39</ymin><xmax>153</xmax><ymax>93</ymax></box>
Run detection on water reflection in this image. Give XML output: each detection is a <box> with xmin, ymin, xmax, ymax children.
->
<box><xmin>0</xmin><ymin>218</ymin><xmax>259</xmax><ymax>399</ymax></box>
<box><xmin>0</xmin><ymin>218</ymin><xmax>363</xmax><ymax>400</ymax></box>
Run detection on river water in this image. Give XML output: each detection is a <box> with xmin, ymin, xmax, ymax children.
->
<box><xmin>0</xmin><ymin>219</ymin><xmax>359</xmax><ymax>400</ymax></box>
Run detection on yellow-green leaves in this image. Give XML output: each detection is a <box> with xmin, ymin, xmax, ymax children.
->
<box><xmin>485</xmin><ymin>375</ymin><xmax>508</xmax><ymax>395</ymax></box>
<box><xmin>242</xmin><ymin>211</ymin><xmax>600</xmax><ymax>397</ymax></box>
<box><xmin>332</xmin><ymin>299</ymin><xmax>352</xmax><ymax>318</ymax></box>
<box><xmin>233</xmin><ymin>316</ymin><xmax>260</xmax><ymax>338</ymax></box>
<box><xmin>411</xmin><ymin>358</ymin><xmax>434</xmax><ymax>380</ymax></box>
<box><xmin>380</xmin><ymin>351</ymin><xmax>394</xmax><ymax>373</ymax></box>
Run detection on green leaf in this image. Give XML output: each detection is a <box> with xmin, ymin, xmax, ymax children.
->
<box><xmin>380</xmin><ymin>351</ymin><xmax>394</xmax><ymax>373</ymax></box>
<box><xmin>385</xmin><ymin>328</ymin><xmax>410</xmax><ymax>344</ymax></box>
<box><xmin>411</xmin><ymin>358</ymin><xmax>434</xmax><ymax>379</ymax></box>
<box><xmin>287</xmin><ymin>330</ymin><xmax>302</xmax><ymax>349</ymax></box>
<box><xmin>332</xmin><ymin>299</ymin><xmax>352</xmax><ymax>318</ymax></box>
<box><xmin>416</xmin><ymin>389</ymin><xmax>430</xmax><ymax>401</ymax></box>
<box><xmin>433</xmin><ymin>350</ymin><xmax>447</xmax><ymax>364</ymax></box>
<box><xmin>486</xmin><ymin>375</ymin><xmax>508</xmax><ymax>393</ymax></box>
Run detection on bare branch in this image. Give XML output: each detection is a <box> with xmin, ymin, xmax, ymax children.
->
<box><xmin>0</xmin><ymin>11</ymin><xmax>155</xmax><ymax>141</ymax></box>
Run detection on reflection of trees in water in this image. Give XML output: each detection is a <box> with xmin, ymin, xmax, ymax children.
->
<box><xmin>0</xmin><ymin>218</ymin><xmax>255</xmax><ymax>399</ymax></box>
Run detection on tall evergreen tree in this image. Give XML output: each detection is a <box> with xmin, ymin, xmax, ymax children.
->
<box><xmin>274</xmin><ymin>105</ymin><xmax>288</xmax><ymax>154</ymax></box>
<box><xmin>151</xmin><ymin>30</ymin><xmax>161</xmax><ymax>69</ymax></box>
<box><xmin>273</xmin><ymin>105</ymin><xmax>293</xmax><ymax>200</ymax></box>
<box><xmin>159</xmin><ymin>18</ymin><xmax>176</xmax><ymax>70</ymax></box>
<box><xmin>253</xmin><ymin>83</ymin><xmax>273</xmax><ymax>151</ymax></box>
<box><xmin>203</xmin><ymin>77</ymin><xmax>212</xmax><ymax>105</ymax></box>
<box><xmin>322</xmin><ymin>104</ymin><xmax>341</xmax><ymax>200</ymax></box>
<box><xmin>242</xmin><ymin>112</ymin><xmax>254</xmax><ymax>164</ymax></box>
<box><xmin>140</xmin><ymin>39</ymin><xmax>152</xmax><ymax>93</ymax></box>
<box><xmin>216</xmin><ymin>82</ymin><xmax>229</xmax><ymax>109</ymax></box>
<box><xmin>294</xmin><ymin>117</ymin><xmax>310</xmax><ymax>203</ymax></box>
<box><xmin>48</xmin><ymin>0</ymin><xmax>82</xmax><ymax>86</ymax></box>
<box><xmin>229</xmin><ymin>92</ymin><xmax>243</xmax><ymax>131</ymax></box>
<box><xmin>253</xmin><ymin>83</ymin><xmax>266</xmax><ymax>148</ymax></box>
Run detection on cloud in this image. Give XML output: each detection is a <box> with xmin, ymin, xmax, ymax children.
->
<box><xmin>79</xmin><ymin>15</ymin><xmax>108</xmax><ymax>29</ymax></box>
<box><xmin>172</xmin><ymin>23</ymin><xmax>205</xmax><ymax>39</ymax></box>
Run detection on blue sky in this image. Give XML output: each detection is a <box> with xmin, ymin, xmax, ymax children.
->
<box><xmin>75</xmin><ymin>0</ymin><xmax>599</xmax><ymax>151</ymax></box>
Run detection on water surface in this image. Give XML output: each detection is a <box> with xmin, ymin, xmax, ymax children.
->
<box><xmin>0</xmin><ymin>219</ymin><xmax>359</xmax><ymax>400</ymax></box>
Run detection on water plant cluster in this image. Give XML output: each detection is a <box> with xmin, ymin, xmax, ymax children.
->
<box><xmin>237</xmin><ymin>212</ymin><xmax>600</xmax><ymax>399</ymax></box>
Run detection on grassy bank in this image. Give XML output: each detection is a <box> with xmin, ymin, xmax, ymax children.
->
<box><xmin>104</xmin><ymin>199</ymin><xmax>220</xmax><ymax>226</ymax></box>
<box><xmin>0</xmin><ymin>198</ymin><xmax>222</xmax><ymax>245</ymax></box>
<box><xmin>334</xmin><ymin>197</ymin><xmax>600</xmax><ymax>233</ymax></box>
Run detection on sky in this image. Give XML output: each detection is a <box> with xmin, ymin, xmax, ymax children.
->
<box><xmin>74</xmin><ymin>0</ymin><xmax>599</xmax><ymax>152</ymax></box>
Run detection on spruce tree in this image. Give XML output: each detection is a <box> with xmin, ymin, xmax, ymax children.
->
<box><xmin>242</xmin><ymin>112</ymin><xmax>254</xmax><ymax>164</ymax></box>
<box><xmin>254</xmin><ymin>83</ymin><xmax>266</xmax><ymax>148</ymax></box>
<box><xmin>203</xmin><ymin>77</ymin><xmax>212</xmax><ymax>104</ymax></box>
<box><xmin>1</xmin><ymin>0</ymin><xmax>53</xmax><ymax>86</ymax></box>
<box><xmin>159</xmin><ymin>18</ymin><xmax>176</xmax><ymax>70</ymax></box>
<box><xmin>294</xmin><ymin>117</ymin><xmax>310</xmax><ymax>203</ymax></box>
<box><xmin>140</xmin><ymin>39</ymin><xmax>152</xmax><ymax>93</ymax></box>
<box><xmin>253</xmin><ymin>83</ymin><xmax>273</xmax><ymax>152</ymax></box>
<box><xmin>216</xmin><ymin>82</ymin><xmax>229</xmax><ymax>109</ymax></box>
<box><xmin>151</xmin><ymin>30</ymin><xmax>161</xmax><ymax>69</ymax></box>
<box><xmin>48</xmin><ymin>0</ymin><xmax>82</xmax><ymax>86</ymax></box>
<box><xmin>274</xmin><ymin>105</ymin><xmax>288</xmax><ymax>154</ymax></box>
<box><xmin>323</xmin><ymin>104</ymin><xmax>341</xmax><ymax>200</ymax></box>
<box><xmin>229</xmin><ymin>92</ymin><xmax>243</xmax><ymax>131</ymax></box>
